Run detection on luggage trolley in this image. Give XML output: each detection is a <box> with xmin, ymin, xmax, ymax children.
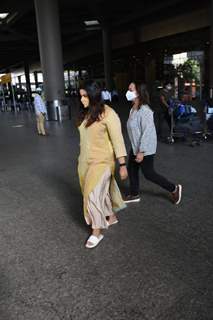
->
<box><xmin>166</xmin><ymin>99</ymin><xmax>180</xmax><ymax>144</ymax></box>
<box><xmin>203</xmin><ymin>102</ymin><xmax>213</xmax><ymax>140</ymax></box>
<box><xmin>166</xmin><ymin>100</ymin><xmax>204</xmax><ymax>146</ymax></box>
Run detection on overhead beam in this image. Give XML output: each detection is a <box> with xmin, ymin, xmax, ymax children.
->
<box><xmin>0</xmin><ymin>23</ymin><xmax>36</xmax><ymax>43</ymax></box>
<box><xmin>6</xmin><ymin>8</ymin><xmax>32</xmax><ymax>26</ymax></box>
<box><xmin>0</xmin><ymin>34</ymin><xmax>29</xmax><ymax>42</ymax></box>
<box><xmin>140</xmin><ymin>8</ymin><xmax>210</xmax><ymax>42</ymax></box>
<box><xmin>112</xmin><ymin>0</ymin><xmax>186</xmax><ymax>27</ymax></box>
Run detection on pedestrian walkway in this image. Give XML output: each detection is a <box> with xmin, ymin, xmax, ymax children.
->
<box><xmin>0</xmin><ymin>110</ymin><xmax>212</xmax><ymax>320</ymax></box>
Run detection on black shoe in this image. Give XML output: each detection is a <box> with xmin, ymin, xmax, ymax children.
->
<box><xmin>123</xmin><ymin>194</ymin><xmax>141</xmax><ymax>203</ymax></box>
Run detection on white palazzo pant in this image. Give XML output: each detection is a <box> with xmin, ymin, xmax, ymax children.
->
<box><xmin>86</xmin><ymin>168</ymin><xmax>114</xmax><ymax>229</ymax></box>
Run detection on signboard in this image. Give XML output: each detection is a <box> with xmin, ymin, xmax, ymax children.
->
<box><xmin>0</xmin><ymin>73</ymin><xmax>11</xmax><ymax>84</ymax></box>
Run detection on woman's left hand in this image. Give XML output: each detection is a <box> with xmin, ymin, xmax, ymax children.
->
<box><xmin>135</xmin><ymin>152</ymin><xmax>144</xmax><ymax>163</ymax></box>
<box><xmin>119</xmin><ymin>166</ymin><xmax>128</xmax><ymax>180</ymax></box>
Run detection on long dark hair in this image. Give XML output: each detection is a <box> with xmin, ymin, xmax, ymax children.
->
<box><xmin>135</xmin><ymin>83</ymin><xmax>153</xmax><ymax>110</ymax></box>
<box><xmin>77</xmin><ymin>80</ymin><xmax>105</xmax><ymax>127</ymax></box>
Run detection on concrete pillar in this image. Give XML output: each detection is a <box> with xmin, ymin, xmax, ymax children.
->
<box><xmin>24</xmin><ymin>62</ymin><xmax>32</xmax><ymax>102</ymax></box>
<box><xmin>5</xmin><ymin>69</ymin><xmax>12</xmax><ymax>100</ymax></box>
<box><xmin>6</xmin><ymin>69</ymin><xmax>16</xmax><ymax>112</ymax></box>
<box><xmin>18</xmin><ymin>76</ymin><xmax>23</xmax><ymax>102</ymax></box>
<box><xmin>145</xmin><ymin>55</ymin><xmax>156</xmax><ymax>89</ymax></box>
<box><xmin>67</xmin><ymin>70</ymin><xmax>71</xmax><ymax>88</ymax></box>
<box><xmin>7</xmin><ymin>82</ymin><xmax>13</xmax><ymax>102</ymax></box>
<box><xmin>34</xmin><ymin>71</ymin><xmax>39</xmax><ymax>88</ymax></box>
<box><xmin>88</xmin><ymin>65</ymin><xmax>94</xmax><ymax>79</ymax></box>
<box><xmin>34</xmin><ymin>0</ymin><xmax>68</xmax><ymax>121</ymax></box>
<box><xmin>210</xmin><ymin>0</ymin><xmax>213</xmax><ymax>98</ymax></box>
<box><xmin>102</xmin><ymin>24</ymin><xmax>113</xmax><ymax>91</ymax></box>
<box><xmin>203</xmin><ymin>47</ymin><xmax>209</xmax><ymax>99</ymax></box>
<box><xmin>18</xmin><ymin>76</ymin><xmax>22</xmax><ymax>89</ymax></box>
<box><xmin>156</xmin><ymin>52</ymin><xmax>165</xmax><ymax>82</ymax></box>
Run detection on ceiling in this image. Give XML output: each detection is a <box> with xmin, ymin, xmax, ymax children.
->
<box><xmin>0</xmin><ymin>0</ymin><xmax>210</xmax><ymax>72</ymax></box>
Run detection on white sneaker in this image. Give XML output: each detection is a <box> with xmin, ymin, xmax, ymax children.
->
<box><xmin>123</xmin><ymin>195</ymin><xmax>141</xmax><ymax>203</ymax></box>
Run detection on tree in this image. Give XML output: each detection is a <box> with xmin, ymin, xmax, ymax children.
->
<box><xmin>176</xmin><ymin>59</ymin><xmax>200</xmax><ymax>83</ymax></box>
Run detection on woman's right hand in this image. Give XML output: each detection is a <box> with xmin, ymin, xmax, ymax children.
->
<box><xmin>119</xmin><ymin>166</ymin><xmax>128</xmax><ymax>180</ymax></box>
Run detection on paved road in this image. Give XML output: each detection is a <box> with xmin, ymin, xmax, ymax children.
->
<box><xmin>0</xmin><ymin>108</ymin><xmax>213</xmax><ymax>320</ymax></box>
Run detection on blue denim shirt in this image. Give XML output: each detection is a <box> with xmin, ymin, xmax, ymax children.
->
<box><xmin>127</xmin><ymin>105</ymin><xmax>157</xmax><ymax>156</ymax></box>
<box><xmin>34</xmin><ymin>94</ymin><xmax>47</xmax><ymax>115</ymax></box>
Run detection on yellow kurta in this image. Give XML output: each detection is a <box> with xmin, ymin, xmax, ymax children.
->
<box><xmin>78</xmin><ymin>105</ymin><xmax>127</xmax><ymax>226</ymax></box>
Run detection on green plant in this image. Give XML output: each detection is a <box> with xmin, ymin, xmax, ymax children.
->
<box><xmin>176</xmin><ymin>59</ymin><xmax>200</xmax><ymax>83</ymax></box>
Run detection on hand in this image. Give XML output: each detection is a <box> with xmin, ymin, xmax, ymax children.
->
<box><xmin>135</xmin><ymin>152</ymin><xmax>144</xmax><ymax>163</ymax></box>
<box><xmin>119</xmin><ymin>166</ymin><xmax>128</xmax><ymax>180</ymax></box>
<box><xmin>168</xmin><ymin>108</ymin><xmax>172</xmax><ymax>115</ymax></box>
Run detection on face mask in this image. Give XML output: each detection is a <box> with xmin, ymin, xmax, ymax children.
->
<box><xmin>166</xmin><ymin>85</ymin><xmax>172</xmax><ymax>91</ymax></box>
<box><xmin>126</xmin><ymin>90</ymin><xmax>137</xmax><ymax>101</ymax></box>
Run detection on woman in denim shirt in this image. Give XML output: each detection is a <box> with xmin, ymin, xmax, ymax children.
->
<box><xmin>124</xmin><ymin>82</ymin><xmax>182</xmax><ymax>205</ymax></box>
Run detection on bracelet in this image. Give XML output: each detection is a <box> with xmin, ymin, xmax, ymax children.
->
<box><xmin>119</xmin><ymin>163</ymin><xmax>126</xmax><ymax>167</ymax></box>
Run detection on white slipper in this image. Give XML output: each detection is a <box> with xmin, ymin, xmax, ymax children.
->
<box><xmin>85</xmin><ymin>234</ymin><xmax>104</xmax><ymax>249</ymax></box>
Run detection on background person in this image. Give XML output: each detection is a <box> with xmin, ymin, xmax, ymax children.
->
<box><xmin>101</xmin><ymin>82</ymin><xmax>112</xmax><ymax>105</ymax></box>
<box><xmin>157</xmin><ymin>81</ymin><xmax>173</xmax><ymax>138</ymax></box>
<box><xmin>124</xmin><ymin>82</ymin><xmax>182</xmax><ymax>204</ymax></box>
<box><xmin>150</xmin><ymin>81</ymin><xmax>163</xmax><ymax>139</ymax></box>
<box><xmin>77</xmin><ymin>80</ymin><xmax>128</xmax><ymax>249</ymax></box>
<box><xmin>111</xmin><ymin>88</ymin><xmax>119</xmax><ymax>103</ymax></box>
<box><xmin>34</xmin><ymin>87</ymin><xmax>47</xmax><ymax>136</ymax></box>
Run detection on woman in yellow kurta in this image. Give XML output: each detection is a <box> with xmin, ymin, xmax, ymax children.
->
<box><xmin>78</xmin><ymin>81</ymin><xmax>128</xmax><ymax>248</ymax></box>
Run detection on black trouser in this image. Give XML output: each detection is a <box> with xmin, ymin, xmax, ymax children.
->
<box><xmin>128</xmin><ymin>150</ymin><xmax>175</xmax><ymax>195</ymax></box>
<box><xmin>154</xmin><ymin>111</ymin><xmax>171</xmax><ymax>137</ymax></box>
